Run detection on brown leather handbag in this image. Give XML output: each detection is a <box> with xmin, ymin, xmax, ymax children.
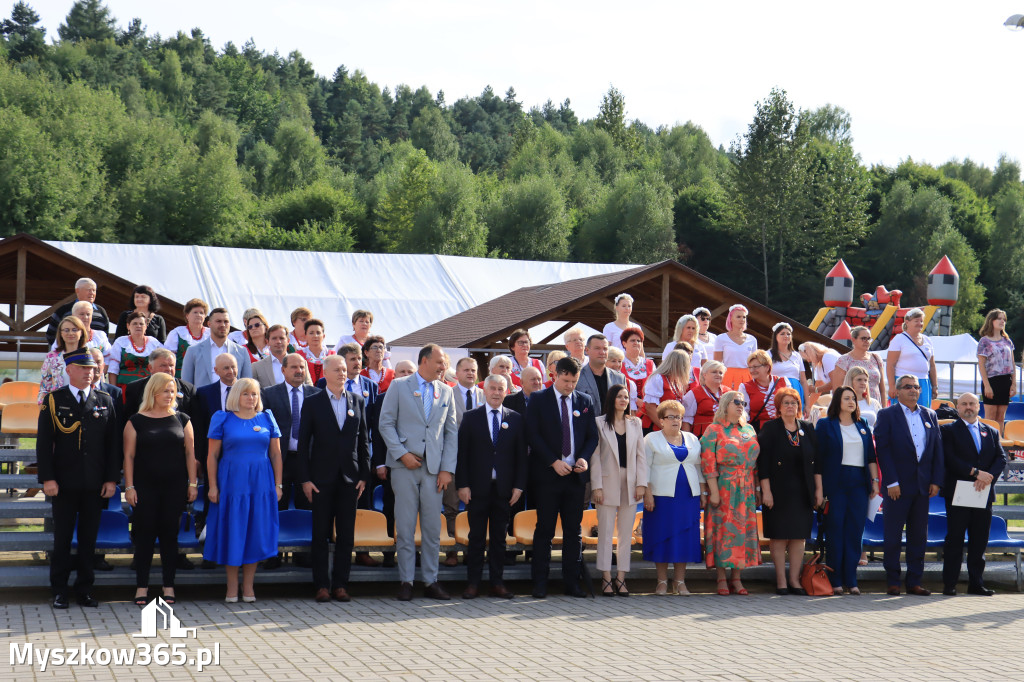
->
<box><xmin>800</xmin><ymin>510</ymin><xmax>834</xmax><ymax>595</ymax></box>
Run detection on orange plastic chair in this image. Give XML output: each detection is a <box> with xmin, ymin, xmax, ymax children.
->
<box><xmin>0</xmin><ymin>381</ymin><xmax>40</xmax><ymax>410</ymax></box>
<box><xmin>512</xmin><ymin>510</ymin><xmax>562</xmax><ymax>547</ymax></box>
<box><xmin>1003</xmin><ymin>420</ymin><xmax>1024</xmax><ymax>448</ymax></box>
<box><xmin>352</xmin><ymin>510</ymin><xmax>395</xmax><ymax>549</ymax></box>
<box><xmin>755</xmin><ymin>509</ymin><xmax>770</xmax><ymax>548</ymax></box>
<box><xmin>580</xmin><ymin>509</ymin><xmax>602</xmax><ymax>547</ymax></box>
<box><xmin>454</xmin><ymin>510</ymin><xmax>515</xmax><ymax>546</ymax></box>
<box><xmin>414</xmin><ymin>514</ymin><xmax>456</xmax><ymax>548</ymax></box>
<box><xmin>0</xmin><ymin>402</ymin><xmax>39</xmax><ymax>435</ymax></box>
<box><xmin>931</xmin><ymin>399</ymin><xmax>954</xmax><ymax>411</ymax></box>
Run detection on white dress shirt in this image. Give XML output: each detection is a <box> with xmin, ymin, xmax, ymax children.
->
<box><xmin>556</xmin><ymin>391</ymin><xmax>576</xmax><ymax>466</ymax></box>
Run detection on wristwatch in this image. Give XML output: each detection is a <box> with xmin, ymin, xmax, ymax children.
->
<box><xmin>188</xmin><ymin>481</ymin><xmax>198</xmax><ymax>488</ymax></box>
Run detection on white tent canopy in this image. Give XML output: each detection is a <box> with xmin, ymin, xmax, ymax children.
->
<box><xmin>48</xmin><ymin>241</ymin><xmax>637</xmax><ymax>346</ymax></box>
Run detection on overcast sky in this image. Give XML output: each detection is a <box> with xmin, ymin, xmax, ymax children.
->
<box><xmin>24</xmin><ymin>1</ymin><xmax>1024</xmax><ymax>170</ymax></box>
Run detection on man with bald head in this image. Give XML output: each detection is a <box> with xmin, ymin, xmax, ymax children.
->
<box><xmin>45</xmin><ymin>277</ymin><xmax>111</xmax><ymax>347</ymax></box>
<box><xmin>940</xmin><ymin>392</ymin><xmax>1006</xmax><ymax>596</ymax></box>
<box><xmin>124</xmin><ymin>348</ymin><xmax>196</xmax><ymax>419</ymax></box>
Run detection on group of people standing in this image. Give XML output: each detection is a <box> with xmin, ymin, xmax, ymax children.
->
<box><xmin>34</xmin><ymin>280</ymin><xmax>1015</xmax><ymax>607</ymax></box>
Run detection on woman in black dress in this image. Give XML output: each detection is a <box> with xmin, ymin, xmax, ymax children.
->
<box><xmin>123</xmin><ymin>373</ymin><xmax>198</xmax><ymax>605</ymax></box>
<box><xmin>757</xmin><ymin>387</ymin><xmax>822</xmax><ymax>595</ymax></box>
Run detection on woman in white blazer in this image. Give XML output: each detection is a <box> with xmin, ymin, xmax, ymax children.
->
<box><xmin>592</xmin><ymin>385</ymin><xmax>647</xmax><ymax>596</ymax></box>
<box><xmin>643</xmin><ymin>399</ymin><xmax>707</xmax><ymax>595</ymax></box>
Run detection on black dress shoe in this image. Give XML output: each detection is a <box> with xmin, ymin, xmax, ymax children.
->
<box><xmin>776</xmin><ymin>588</ymin><xmax>789</xmax><ymax>595</ymax></box>
<box><xmin>531</xmin><ymin>586</ymin><xmax>547</xmax><ymax>599</ymax></box>
<box><xmin>76</xmin><ymin>595</ymin><xmax>99</xmax><ymax>607</ymax></box>
<box><xmin>967</xmin><ymin>585</ymin><xmax>994</xmax><ymax>596</ymax></box>
<box><xmin>942</xmin><ymin>587</ymin><xmax>958</xmax><ymax>596</ymax></box>
<box><xmin>94</xmin><ymin>557</ymin><xmax>114</xmax><ymax>571</ymax></box>
<box><xmin>52</xmin><ymin>594</ymin><xmax>69</xmax><ymax>609</ymax></box>
<box><xmin>424</xmin><ymin>582</ymin><xmax>451</xmax><ymax>600</ymax></box>
<box><xmin>563</xmin><ymin>586</ymin><xmax>587</xmax><ymax>598</ymax></box>
<box><xmin>788</xmin><ymin>586</ymin><xmax>807</xmax><ymax>596</ymax></box>
<box><xmin>396</xmin><ymin>582</ymin><xmax>414</xmax><ymax>601</ymax></box>
<box><xmin>461</xmin><ymin>585</ymin><xmax>479</xmax><ymax>599</ymax></box>
<box><xmin>175</xmin><ymin>555</ymin><xmax>195</xmax><ymax>570</ymax></box>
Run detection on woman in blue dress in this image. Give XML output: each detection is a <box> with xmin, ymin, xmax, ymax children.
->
<box><xmin>203</xmin><ymin>378</ymin><xmax>283</xmax><ymax>603</ymax></box>
<box><xmin>642</xmin><ymin>399</ymin><xmax>706</xmax><ymax>595</ymax></box>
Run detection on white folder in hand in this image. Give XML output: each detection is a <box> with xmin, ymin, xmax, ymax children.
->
<box><xmin>951</xmin><ymin>480</ymin><xmax>989</xmax><ymax>509</ymax></box>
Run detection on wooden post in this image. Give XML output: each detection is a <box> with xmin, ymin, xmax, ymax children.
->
<box><xmin>15</xmin><ymin>248</ymin><xmax>26</xmax><ymax>331</ymax></box>
<box><xmin>661</xmin><ymin>274</ymin><xmax>670</xmax><ymax>351</ymax></box>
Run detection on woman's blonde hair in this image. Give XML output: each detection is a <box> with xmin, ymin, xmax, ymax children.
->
<box><xmin>713</xmin><ymin>390</ymin><xmax>748</xmax><ymax>427</ymax></box>
<box><xmin>139</xmin><ymin>373</ymin><xmax>177</xmax><ymax>414</ymax></box>
<box><xmin>844</xmin><ymin>365</ymin><xmax>870</xmax><ymax>387</ymax></box>
<box><xmin>226</xmin><ymin>378</ymin><xmax>263</xmax><ymax>413</ymax></box>
<box><xmin>699</xmin><ymin>359</ymin><xmax>726</xmax><ymax>384</ymax></box>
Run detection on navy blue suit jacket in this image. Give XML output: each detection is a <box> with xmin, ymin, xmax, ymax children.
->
<box><xmin>525</xmin><ymin>386</ymin><xmax>599</xmax><ymax>483</ymax></box>
<box><xmin>814</xmin><ymin>416</ymin><xmax>876</xmax><ymax>494</ymax></box>
<box><xmin>295</xmin><ymin>388</ymin><xmax>370</xmax><ymax>486</ymax></box>
<box><xmin>261</xmin><ymin>382</ymin><xmax>322</xmax><ymax>452</ymax></box>
<box><xmin>874</xmin><ymin>403</ymin><xmax>943</xmax><ymax>496</ymax></box>
<box><xmin>194</xmin><ymin>381</ymin><xmax>231</xmax><ymax>464</ymax></box>
<box><xmin>456</xmin><ymin>405</ymin><xmax>528</xmax><ymax>498</ymax></box>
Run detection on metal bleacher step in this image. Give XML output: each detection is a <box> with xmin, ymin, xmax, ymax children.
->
<box><xmin>0</xmin><ymin>474</ymin><xmax>37</xmax><ymax>488</ymax></box>
<box><xmin>0</xmin><ymin>531</ymin><xmax>52</xmax><ymax>551</ymax></box>
<box><xmin>0</xmin><ymin>449</ymin><xmax>35</xmax><ymax>463</ymax></box>
<box><xmin>0</xmin><ymin>499</ymin><xmax>51</xmax><ymax>518</ymax></box>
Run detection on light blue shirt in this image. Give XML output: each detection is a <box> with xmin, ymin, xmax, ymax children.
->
<box><xmin>328</xmin><ymin>389</ymin><xmax>348</xmax><ymax>431</ymax></box>
<box><xmin>900</xmin><ymin>402</ymin><xmax>926</xmax><ymax>461</ymax></box>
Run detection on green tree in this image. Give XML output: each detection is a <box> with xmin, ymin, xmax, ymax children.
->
<box><xmin>410</xmin><ymin>105</ymin><xmax>458</xmax><ymax>162</ymax></box>
<box><xmin>487</xmin><ymin>175</ymin><xmax>571</xmax><ymax>260</ymax></box>
<box><xmin>268</xmin><ymin>118</ymin><xmax>326</xmax><ymax>194</ymax></box>
<box><xmin>577</xmin><ymin>171</ymin><xmax>676</xmax><ymax>264</ymax></box>
<box><xmin>58</xmin><ymin>0</ymin><xmax>116</xmax><ymax>43</ymax></box>
<box><xmin>1</xmin><ymin>2</ymin><xmax>46</xmax><ymax>61</ymax></box>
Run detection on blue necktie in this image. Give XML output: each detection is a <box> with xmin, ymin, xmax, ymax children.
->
<box><xmin>971</xmin><ymin>423</ymin><xmax>981</xmax><ymax>453</ymax></box>
<box><xmin>491</xmin><ymin>409</ymin><xmax>500</xmax><ymax>446</ymax></box>
<box><xmin>422</xmin><ymin>380</ymin><xmax>432</xmax><ymax>421</ymax></box>
<box><xmin>290</xmin><ymin>386</ymin><xmax>301</xmax><ymax>443</ymax></box>
<box><xmin>346</xmin><ymin>379</ymin><xmax>355</xmax><ymax>394</ymax></box>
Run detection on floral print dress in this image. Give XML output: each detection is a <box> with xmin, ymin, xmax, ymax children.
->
<box><xmin>700</xmin><ymin>420</ymin><xmax>761</xmax><ymax>569</ymax></box>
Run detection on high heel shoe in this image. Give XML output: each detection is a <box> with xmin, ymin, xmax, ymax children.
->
<box><xmin>613</xmin><ymin>579</ymin><xmax>629</xmax><ymax>597</ymax></box>
<box><xmin>729</xmin><ymin>581</ymin><xmax>748</xmax><ymax>596</ymax></box>
<box><xmin>674</xmin><ymin>580</ymin><xmax>690</xmax><ymax>596</ymax></box>
<box><xmin>224</xmin><ymin>595</ymin><xmax>238</xmax><ymax>603</ymax></box>
<box><xmin>242</xmin><ymin>595</ymin><xmax>256</xmax><ymax>603</ymax></box>
<box><xmin>655</xmin><ymin>580</ymin><xmax>669</xmax><ymax>596</ymax></box>
<box><xmin>716</xmin><ymin>579</ymin><xmax>730</xmax><ymax>596</ymax></box>
<box><xmin>601</xmin><ymin>579</ymin><xmax>615</xmax><ymax>597</ymax></box>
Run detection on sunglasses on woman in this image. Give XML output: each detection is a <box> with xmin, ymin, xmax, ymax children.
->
<box><xmin>732</xmin><ymin>399</ymin><xmax>747</xmax><ymax>407</ymax></box>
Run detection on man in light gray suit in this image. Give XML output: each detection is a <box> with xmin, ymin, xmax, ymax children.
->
<box><xmin>181</xmin><ymin>308</ymin><xmax>252</xmax><ymax>388</ymax></box>
<box><xmin>252</xmin><ymin>324</ymin><xmax>311</xmax><ymax>388</ymax></box>
<box><xmin>377</xmin><ymin>343</ymin><xmax>458</xmax><ymax>601</ymax></box>
<box><xmin>575</xmin><ymin>334</ymin><xmax>624</xmax><ymax>417</ymax></box>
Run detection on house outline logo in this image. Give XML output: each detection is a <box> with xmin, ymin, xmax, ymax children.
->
<box><xmin>133</xmin><ymin>597</ymin><xmax>197</xmax><ymax>639</ymax></box>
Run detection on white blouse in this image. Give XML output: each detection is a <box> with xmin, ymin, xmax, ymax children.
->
<box><xmin>714</xmin><ymin>334</ymin><xmax>758</xmax><ymax>368</ymax></box>
<box><xmin>840</xmin><ymin>422</ymin><xmax>865</xmax><ymax>467</ymax></box>
<box><xmin>164</xmin><ymin>325</ymin><xmax>209</xmax><ymax>351</ymax></box>
<box><xmin>602</xmin><ymin>321</ymin><xmax>632</xmax><ymax>350</ymax></box>
<box><xmin>772</xmin><ymin>352</ymin><xmax>803</xmax><ymax>380</ymax></box>
<box><xmin>889</xmin><ymin>332</ymin><xmax>933</xmax><ymax>379</ymax></box>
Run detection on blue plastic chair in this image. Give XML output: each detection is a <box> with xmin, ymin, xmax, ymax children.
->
<box><xmin>981</xmin><ymin>516</ymin><xmax>1024</xmax><ymax>590</ymax></box>
<box><xmin>928</xmin><ymin>496</ymin><xmax>947</xmax><ymax>515</ymax></box>
<box><xmin>373</xmin><ymin>485</ymin><xmax>384</xmax><ymax>512</ymax></box>
<box><xmin>861</xmin><ymin>515</ymin><xmax>885</xmax><ymax>548</ymax></box>
<box><xmin>192</xmin><ymin>484</ymin><xmax>206</xmax><ymax>515</ymax></box>
<box><xmin>72</xmin><ymin>509</ymin><xmax>132</xmax><ymax>550</ymax></box>
<box><xmin>1005</xmin><ymin>403</ymin><xmax>1024</xmax><ymax>423</ymax></box>
<box><xmin>925</xmin><ymin>513</ymin><xmax>947</xmax><ymax>549</ymax></box>
<box><xmin>107</xmin><ymin>485</ymin><xmax>122</xmax><ymax>512</ymax></box>
<box><xmin>277</xmin><ymin>509</ymin><xmax>313</xmax><ymax>549</ymax></box>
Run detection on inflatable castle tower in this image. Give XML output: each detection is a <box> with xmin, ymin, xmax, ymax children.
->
<box><xmin>811</xmin><ymin>256</ymin><xmax>959</xmax><ymax>350</ymax></box>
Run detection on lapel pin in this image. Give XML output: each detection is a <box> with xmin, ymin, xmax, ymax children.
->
<box><xmin>925</xmin><ymin>422</ymin><xmax>931</xmax><ymax>429</ymax></box>
<box><xmin>362</xmin><ymin>390</ymin><xmax>369</xmax><ymax>397</ymax></box>
<box><xmin>253</xmin><ymin>425</ymin><xmax>262</xmax><ymax>432</ymax></box>
<box><xmin>434</xmin><ymin>392</ymin><xmax>440</xmax><ymax>400</ymax></box>
<box><xmin>860</xmin><ymin>428</ymin><xmax>867</xmax><ymax>435</ymax></box>
<box><xmin>347</xmin><ymin>409</ymin><xmax>355</xmax><ymax>417</ymax></box>
<box><xmin>573</xmin><ymin>410</ymin><xmax>580</xmax><ymax>417</ymax></box>
<box><xmin>414</xmin><ymin>391</ymin><xmax>421</xmax><ymax>397</ymax></box>
<box><xmin>501</xmin><ymin>422</ymin><xmax>509</xmax><ymax>429</ymax></box>
<box><xmin>798</xmin><ymin>429</ymin><xmax>805</xmax><ymax>436</ymax></box>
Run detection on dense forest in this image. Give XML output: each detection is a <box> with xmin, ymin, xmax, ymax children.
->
<box><xmin>2</xmin><ymin>1</ymin><xmax>1023</xmax><ymax>340</ymax></box>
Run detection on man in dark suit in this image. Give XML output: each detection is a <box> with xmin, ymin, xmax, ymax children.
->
<box><xmin>575</xmin><ymin>334</ymin><xmax>625</xmax><ymax>417</ymax></box>
<box><xmin>457</xmin><ymin>375</ymin><xmax>527</xmax><ymax>599</ymax></box>
<box><xmin>297</xmin><ymin>355</ymin><xmax>370</xmax><ymax>603</ymax></box>
<box><xmin>503</xmin><ymin>366</ymin><xmax>544</xmax><ymax>418</ymax></box>
<box><xmin>260</xmin><ymin>353</ymin><xmax>321</xmax><ymax>570</ymax></box>
<box><xmin>940</xmin><ymin>392</ymin><xmax>1006</xmax><ymax>596</ymax></box>
<box><xmin>44</xmin><ymin>278</ymin><xmax>111</xmax><ymax>347</ymax></box>
<box><xmin>526</xmin><ymin>356</ymin><xmax>599</xmax><ymax>598</ymax></box>
<box><xmin>262</xmin><ymin>353</ymin><xmax>322</xmax><ymax>513</ymax></box>
<box><xmin>36</xmin><ymin>349</ymin><xmax>121</xmax><ymax>608</ymax></box>
<box><xmin>124</xmin><ymin>349</ymin><xmax>196</xmax><ymax>420</ymax></box>
<box><xmin>874</xmin><ymin>374</ymin><xmax>944</xmax><ymax>596</ymax></box>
